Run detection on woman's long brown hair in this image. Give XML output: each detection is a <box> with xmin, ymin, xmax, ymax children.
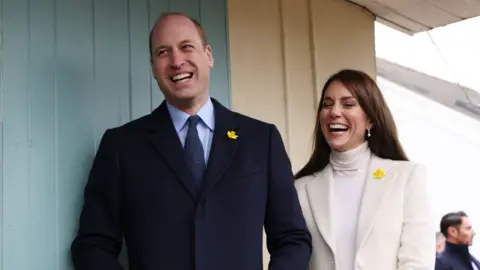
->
<box><xmin>295</xmin><ymin>69</ymin><xmax>408</xmax><ymax>180</ymax></box>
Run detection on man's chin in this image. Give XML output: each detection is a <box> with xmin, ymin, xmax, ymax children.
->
<box><xmin>166</xmin><ymin>88</ymin><xmax>197</xmax><ymax>101</ymax></box>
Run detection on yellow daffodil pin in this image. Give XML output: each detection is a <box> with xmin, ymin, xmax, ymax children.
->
<box><xmin>373</xmin><ymin>168</ymin><xmax>386</xmax><ymax>180</ymax></box>
<box><xmin>227</xmin><ymin>130</ymin><xmax>239</xmax><ymax>140</ymax></box>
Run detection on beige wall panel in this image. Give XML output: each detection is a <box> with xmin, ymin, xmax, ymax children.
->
<box><xmin>228</xmin><ymin>0</ymin><xmax>288</xmax><ymax>139</ymax></box>
<box><xmin>281</xmin><ymin>0</ymin><xmax>318</xmax><ymax>172</ymax></box>
<box><xmin>310</xmin><ymin>0</ymin><xmax>376</xmax><ymax>97</ymax></box>
<box><xmin>228</xmin><ymin>0</ymin><xmax>375</xmax><ymax>170</ymax></box>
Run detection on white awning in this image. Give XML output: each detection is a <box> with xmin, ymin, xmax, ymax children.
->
<box><xmin>346</xmin><ymin>0</ymin><xmax>480</xmax><ymax>34</ymax></box>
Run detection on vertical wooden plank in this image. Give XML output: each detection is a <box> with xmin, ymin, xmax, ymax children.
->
<box><xmin>111</xmin><ymin>0</ymin><xmax>131</xmax><ymax>127</ymax></box>
<box><xmin>0</xmin><ymin>0</ymin><xmax>4</xmax><ymax>267</ymax></box>
<box><xmin>200</xmin><ymin>0</ymin><xmax>231</xmax><ymax>107</ymax></box>
<box><xmin>55</xmin><ymin>0</ymin><xmax>95</xmax><ymax>268</ymax></box>
<box><xmin>169</xmin><ymin>0</ymin><xmax>200</xmax><ymax>20</ymax></box>
<box><xmin>28</xmin><ymin>0</ymin><xmax>57</xmax><ymax>269</ymax></box>
<box><xmin>280</xmin><ymin>0</ymin><xmax>316</xmax><ymax>171</ymax></box>
<box><xmin>1</xmin><ymin>0</ymin><xmax>30</xmax><ymax>269</ymax></box>
<box><xmin>149</xmin><ymin>0</ymin><xmax>168</xmax><ymax>109</ymax></box>
<box><xmin>129</xmin><ymin>0</ymin><xmax>151</xmax><ymax>119</ymax></box>
<box><xmin>228</xmin><ymin>0</ymin><xmax>286</xmax><ymax>127</ymax></box>
<box><xmin>92</xmin><ymin>0</ymin><xmax>130</xmax><ymax>267</ymax></box>
<box><xmin>93</xmin><ymin>0</ymin><xmax>130</xmax><ymax>146</ymax></box>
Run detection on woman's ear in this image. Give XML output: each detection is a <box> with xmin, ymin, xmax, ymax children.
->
<box><xmin>367</xmin><ymin>120</ymin><xmax>374</xmax><ymax>130</ymax></box>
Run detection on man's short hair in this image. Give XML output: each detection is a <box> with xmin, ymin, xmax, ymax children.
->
<box><xmin>148</xmin><ymin>12</ymin><xmax>208</xmax><ymax>57</ymax></box>
<box><xmin>440</xmin><ymin>211</ymin><xmax>468</xmax><ymax>238</ymax></box>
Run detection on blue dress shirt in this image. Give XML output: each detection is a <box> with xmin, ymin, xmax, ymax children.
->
<box><xmin>166</xmin><ymin>97</ymin><xmax>215</xmax><ymax>164</ymax></box>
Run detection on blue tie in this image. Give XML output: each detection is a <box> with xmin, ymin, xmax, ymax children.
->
<box><xmin>184</xmin><ymin>115</ymin><xmax>206</xmax><ymax>187</ymax></box>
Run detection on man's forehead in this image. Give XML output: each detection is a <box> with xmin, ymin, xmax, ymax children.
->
<box><xmin>461</xmin><ymin>216</ymin><xmax>472</xmax><ymax>226</ymax></box>
<box><xmin>152</xmin><ymin>16</ymin><xmax>201</xmax><ymax>44</ymax></box>
<box><xmin>155</xmin><ymin>15</ymin><xmax>196</xmax><ymax>33</ymax></box>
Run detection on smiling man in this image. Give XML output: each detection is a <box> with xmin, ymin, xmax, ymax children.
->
<box><xmin>70</xmin><ymin>12</ymin><xmax>311</xmax><ymax>270</ymax></box>
<box><xmin>149</xmin><ymin>13</ymin><xmax>213</xmax><ymax>115</ymax></box>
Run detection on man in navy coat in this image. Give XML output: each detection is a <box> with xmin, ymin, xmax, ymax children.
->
<box><xmin>70</xmin><ymin>12</ymin><xmax>312</xmax><ymax>270</ymax></box>
<box><xmin>436</xmin><ymin>211</ymin><xmax>479</xmax><ymax>270</ymax></box>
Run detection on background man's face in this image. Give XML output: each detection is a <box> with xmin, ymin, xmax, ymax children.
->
<box><xmin>450</xmin><ymin>217</ymin><xmax>475</xmax><ymax>245</ymax></box>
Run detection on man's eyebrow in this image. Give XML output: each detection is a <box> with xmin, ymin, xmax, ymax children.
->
<box><xmin>154</xmin><ymin>45</ymin><xmax>168</xmax><ymax>54</ymax></box>
<box><xmin>180</xmin><ymin>39</ymin><xmax>195</xmax><ymax>44</ymax></box>
<box><xmin>154</xmin><ymin>39</ymin><xmax>197</xmax><ymax>53</ymax></box>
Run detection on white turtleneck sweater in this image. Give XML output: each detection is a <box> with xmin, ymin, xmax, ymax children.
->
<box><xmin>330</xmin><ymin>142</ymin><xmax>371</xmax><ymax>270</ymax></box>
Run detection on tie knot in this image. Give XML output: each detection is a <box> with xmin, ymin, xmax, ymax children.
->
<box><xmin>188</xmin><ymin>115</ymin><xmax>200</xmax><ymax>127</ymax></box>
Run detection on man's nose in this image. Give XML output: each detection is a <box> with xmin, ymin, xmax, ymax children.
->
<box><xmin>169</xmin><ymin>51</ymin><xmax>185</xmax><ymax>69</ymax></box>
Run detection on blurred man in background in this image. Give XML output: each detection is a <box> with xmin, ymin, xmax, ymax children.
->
<box><xmin>435</xmin><ymin>211</ymin><xmax>479</xmax><ymax>270</ymax></box>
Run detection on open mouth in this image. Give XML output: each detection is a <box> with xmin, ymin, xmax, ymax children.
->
<box><xmin>170</xmin><ymin>73</ymin><xmax>193</xmax><ymax>84</ymax></box>
<box><xmin>328</xmin><ymin>124</ymin><xmax>349</xmax><ymax>133</ymax></box>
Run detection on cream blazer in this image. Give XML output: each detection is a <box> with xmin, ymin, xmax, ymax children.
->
<box><xmin>295</xmin><ymin>155</ymin><xmax>435</xmax><ymax>270</ymax></box>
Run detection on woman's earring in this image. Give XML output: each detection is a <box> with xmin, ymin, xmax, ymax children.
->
<box><xmin>367</xmin><ymin>128</ymin><xmax>371</xmax><ymax>138</ymax></box>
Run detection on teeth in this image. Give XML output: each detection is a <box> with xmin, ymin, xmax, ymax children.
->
<box><xmin>329</xmin><ymin>124</ymin><xmax>348</xmax><ymax>129</ymax></box>
<box><xmin>172</xmin><ymin>73</ymin><xmax>191</xmax><ymax>81</ymax></box>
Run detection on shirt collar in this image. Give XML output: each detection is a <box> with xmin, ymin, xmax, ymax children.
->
<box><xmin>166</xmin><ymin>97</ymin><xmax>215</xmax><ymax>132</ymax></box>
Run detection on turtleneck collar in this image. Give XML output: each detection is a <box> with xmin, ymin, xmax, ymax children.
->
<box><xmin>330</xmin><ymin>141</ymin><xmax>371</xmax><ymax>173</ymax></box>
<box><xmin>445</xmin><ymin>241</ymin><xmax>472</xmax><ymax>261</ymax></box>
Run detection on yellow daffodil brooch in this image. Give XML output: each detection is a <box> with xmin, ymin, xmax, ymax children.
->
<box><xmin>373</xmin><ymin>168</ymin><xmax>386</xmax><ymax>180</ymax></box>
<box><xmin>227</xmin><ymin>130</ymin><xmax>238</xmax><ymax>140</ymax></box>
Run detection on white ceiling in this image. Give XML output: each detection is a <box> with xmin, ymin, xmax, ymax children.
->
<box><xmin>346</xmin><ymin>0</ymin><xmax>480</xmax><ymax>34</ymax></box>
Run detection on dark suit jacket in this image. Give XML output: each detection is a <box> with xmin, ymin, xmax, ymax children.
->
<box><xmin>435</xmin><ymin>242</ymin><xmax>480</xmax><ymax>270</ymax></box>
<box><xmin>70</xmin><ymin>98</ymin><xmax>312</xmax><ymax>270</ymax></box>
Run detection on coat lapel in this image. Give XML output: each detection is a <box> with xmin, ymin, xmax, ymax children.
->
<box><xmin>472</xmin><ymin>256</ymin><xmax>480</xmax><ymax>268</ymax></box>
<box><xmin>355</xmin><ymin>156</ymin><xmax>397</xmax><ymax>251</ymax></box>
<box><xmin>146</xmin><ymin>102</ymin><xmax>200</xmax><ymax>201</ymax></box>
<box><xmin>198</xmin><ymin>99</ymin><xmax>239</xmax><ymax>203</ymax></box>
<box><xmin>306</xmin><ymin>165</ymin><xmax>336</xmax><ymax>255</ymax></box>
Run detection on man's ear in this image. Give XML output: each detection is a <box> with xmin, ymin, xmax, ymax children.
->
<box><xmin>448</xmin><ymin>227</ymin><xmax>458</xmax><ymax>237</ymax></box>
<box><xmin>150</xmin><ymin>57</ymin><xmax>157</xmax><ymax>80</ymax></box>
<box><xmin>205</xmin><ymin>45</ymin><xmax>214</xmax><ymax>68</ymax></box>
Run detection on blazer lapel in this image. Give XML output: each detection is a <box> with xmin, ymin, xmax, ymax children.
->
<box><xmin>198</xmin><ymin>99</ymin><xmax>239</xmax><ymax>203</ymax></box>
<box><xmin>355</xmin><ymin>156</ymin><xmax>397</xmax><ymax>251</ymax></box>
<box><xmin>306</xmin><ymin>165</ymin><xmax>336</xmax><ymax>255</ymax></box>
<box><xmin>146</xmin><ymin>102</ymin><xmax>199</xmax><ymax>201</ymax></box>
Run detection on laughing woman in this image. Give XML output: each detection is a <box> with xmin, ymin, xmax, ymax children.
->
<box><xmin>294</xmin><ymin>69</ymin><xmax>435</xmax><ymax>270</ymax></box>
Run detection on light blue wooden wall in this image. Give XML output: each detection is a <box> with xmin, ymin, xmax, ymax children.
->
<box><xmin>0</xmin><ymin>0</ymin><xmax>231</xmax><ymax>269</ymax></box>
